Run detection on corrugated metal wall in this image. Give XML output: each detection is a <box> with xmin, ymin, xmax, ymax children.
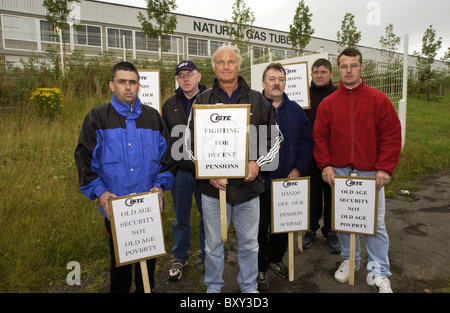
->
<box><xmin>81</xmin><ymin>1</ymin><xmax>145</xmax><ymax>28</ymax></box>
<box><xmin>0</xmin><ymin>0</ymin><xmax>47</xmax><ymax>15</ymax></box>
<box><xmin>0</xmin><ymin>0</ymin><xmax>146</xmax><ymax>27</ymax></box>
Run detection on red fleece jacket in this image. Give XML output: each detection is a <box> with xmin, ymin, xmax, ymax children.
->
<box><xmin>313</xmin><ymin>77</ymin><xmax>401</xmax><ymax>175</ymax></box>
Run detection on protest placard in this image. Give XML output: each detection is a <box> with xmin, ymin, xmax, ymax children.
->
<box><xmin>332</xmin><ymin>176</ymin><xmax>378</xmax><ymax>236</ymax></box>
<box><xmin>138</xmin><ymin>69</ymin><xmax>161</xmax><ymax>113</ymax></box>
<box><xmin>271</xmin><ymin>177</ymin><xmax>310</xmax><ymax>281</ymax></box>
<box><xmin>332</xmin><ymin>175</ymin><xmax>378</xmax><ymax>285</ymax></box>
<box><xmin>108</xmin><ymin>192</ymin><xmax>166</xmax><ymax>267</ymax></box>
<box><xmin>283</xmin><ymin>62</ymin><xmax>310</xmax><ymax>109</ymax></box>
<box><xmin>271</xmin><ymin>178</ymin><xmax>310</xmax><ymax>234</ymax></box>
<box><xmin>193</xmin><ymin>104</ymin><xmax>250</xmax><ymax>179</ymax></box>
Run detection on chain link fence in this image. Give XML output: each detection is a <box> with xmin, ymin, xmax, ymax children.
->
<box><xmin>0</xmin><ymin>43</ymin><xmax>408</xmax><ymax>113</ymax></box>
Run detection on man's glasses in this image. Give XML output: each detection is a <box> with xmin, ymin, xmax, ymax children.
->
<box><xmin>176</xmin><ymin>72</ymin><xmax>197</xmax><ymax>80</ymax></box>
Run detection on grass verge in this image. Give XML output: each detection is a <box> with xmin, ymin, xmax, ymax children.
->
<box><xmin>0</xmin><ymin>94</ymin><xmax>448</xmax><ymax>292</ymax></box>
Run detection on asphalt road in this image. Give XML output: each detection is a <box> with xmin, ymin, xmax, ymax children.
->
<box><xmin>153</xmin><ymin>170</ymin><xmax>450</xmax><ymax>294</ymax></box>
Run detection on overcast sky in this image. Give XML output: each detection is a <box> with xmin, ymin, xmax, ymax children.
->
<box><xmin>94</xmin><ymin>0</ymin><xmax>449</xmax><ymax>59</ymax></box>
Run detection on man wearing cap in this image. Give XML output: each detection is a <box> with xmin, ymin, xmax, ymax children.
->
<box><xmin>162</xmin><ymin>60</ymin><xmax>206</xmax><ymax>281</ymax></box>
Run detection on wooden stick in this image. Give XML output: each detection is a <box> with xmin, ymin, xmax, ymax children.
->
<box><xmin>349</xmin><ymin>233</ymin><xmax>356</xmax><ymax>286</ymax></box>
<box><xmin>349</xmin><ymin>173</ymin><xmax>357</xmax><ymax>286</ymax></box>
<box><xmin>216</xmin><ymin>103</ymin><xmax>227</xmax><ymax>243</ymax></box>
<box><xmin>289</xmin><ymin>232</ymin><xmax>294</xmax><ymax>281</ymax></box>
<box><xmin>140</xmin><ymin>260</ymin><xmax>151</xmax><ymax>293</ymax></box>
<box><xmin>297</xmin><ymin>232</ymin><xmax>303</xmax><ymax>253</ymax></box>
<box><xmin>220</xmin><ymin>179</ymin><xmax>227</xmax><ymax>243</ymax></box>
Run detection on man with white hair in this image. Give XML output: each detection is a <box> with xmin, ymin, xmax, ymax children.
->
<box><xmin>186</xmin><ymin>45</ymin><xmax>282</xmax><ymax>293</ymax></box>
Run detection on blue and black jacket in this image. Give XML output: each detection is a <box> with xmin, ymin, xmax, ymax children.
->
<box><xmin>74</xmin><ymin>94</ymin><xmax>175</xmax><ymax>217</ymax></box>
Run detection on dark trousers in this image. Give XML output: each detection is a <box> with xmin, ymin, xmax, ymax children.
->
<box><xmin>105</xmin><ymin>219</ymin><xmax>156</xmax><ymax>293</ymax></box>
<box><xmin>308</xmin><ymin>162</ymin><xmax>332</xmax><ymax>236</ymax></box>
<box><xmin>258</xmin><ymin>190</ymin><xmax>288</xmax><ymax>273</ymax></box>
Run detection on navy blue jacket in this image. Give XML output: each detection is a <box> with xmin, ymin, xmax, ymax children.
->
<box><xmin>261</xmin><ymin>92</ymin><xmax>314</xmax><ymax>190</ymax></box>
<box><xmin>162</xmin><ymin>84</ymin><xmax>206</xmax><ymax>172</ymax></box>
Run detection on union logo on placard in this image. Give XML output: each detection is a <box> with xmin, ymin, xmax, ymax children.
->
<box><xmin>125</xmin><ymin>198</ymin><xmax>144</xmax><ymax>207</ymax></box>
<box><xmin>210</xmin><ymin>113</ymin><xmax>231</xmax><ymax>123</ymax></box>
<box><xmin>345</xmin><ymin>179</ymin><xmax>363</xmax><ymax>187</ymax></box>
<box><xmin>283</xmin><ymin>180</ymin><xmax>298</xmax><ymax>188</ymax></box>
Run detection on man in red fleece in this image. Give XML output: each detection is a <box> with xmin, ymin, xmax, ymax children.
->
<box><xmin>313</xmin><ymin>47</ymin><xmax>401</xmax><ymax>293</ymax></box>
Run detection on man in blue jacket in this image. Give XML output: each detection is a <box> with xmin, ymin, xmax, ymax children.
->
<box><xmin>257</xmin><ymin>62</ymin><xmax>313</xmax><ymax>291</ymax></box>
<box><xmin>74</xmin><ymin>62</ymin><xmax>175</xmax><ymax>293</ymax></box>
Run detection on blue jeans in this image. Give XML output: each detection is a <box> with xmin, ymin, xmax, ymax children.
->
<box><xmin>333</xmin><ymin>167</ymin><xmax>391</xmax><ymax>278</ymax></box>
<box><xmin>171</xmin><ymin>170</ymin><xmax>205</xmax><ymax>263</ymax></box>
<box><xmin>202</xmin><ymin>194</ymin><xmax>259</xmax><ymax>293</ymax></box>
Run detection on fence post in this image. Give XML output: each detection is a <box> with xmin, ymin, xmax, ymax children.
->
<box><xmin>398</xmin><ymin>99</ymin><xmax>406</xmax><ymax>150</ymax></box>
<box><xmin>399</xmin><ymin>34</ymin><xmax>409</xmax><ymax>150</ymax></box>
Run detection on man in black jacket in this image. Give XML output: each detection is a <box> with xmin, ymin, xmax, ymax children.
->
<box><xmin>185</xmin><ymin>45</ymin><xmax>282</xmax><ymax>293</ymax></box>
<box><xmin>304</xmin><ymin>58</ymin><xmax>340</xmax><ymax>253</ymax></box>
<box><xmin>162</xmin><ymin>60</ymin><xmax>206</xmax><ymax>281</ymax></box>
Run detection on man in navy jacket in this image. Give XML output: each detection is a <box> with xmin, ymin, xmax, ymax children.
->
<box><xmin>162</xmin><ymin>60</ymin><xmax>206</xmax><ymax>281</ymax></box>
<box><xmin>257</xmin><ymin>62</ymin><xmax>313</xmax><ymax>291</ymax></box>
<box><xmin>303</xmin><ymin>58</ymin><xmax>340</xmax><ymax>253</ymax></box>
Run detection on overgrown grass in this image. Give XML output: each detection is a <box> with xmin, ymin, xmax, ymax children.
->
<box><xmin>0</xmin><ymin>92</ymin><xmax>448</xmax><ymax>292</ymax></box>
<box><xmin>0</xmin><ymin>94</ymin><xmax>109</xmax><ymax>292</ymax></box>
<box><xmin>386</xmin><ymin>95</ymin><xmax>450</xmax><ymax>196</ymax></box>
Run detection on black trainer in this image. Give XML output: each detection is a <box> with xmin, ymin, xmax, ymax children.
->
<box><xmin>302</xmin><ymin>230</ymin><xmax>316</xmax><ymax>249</ymax></box>
<box><xmin>326</xmin><ymin>232</ymin><xmax>341</xmax><ymax>254</ymax></box>
<box><xmin>257</xmin><ymin>271</ymin><xmax>269</xmax><ymax>291</ymax></box>
<box><xmin>168</xmin><ymin>260</ymin><xmax>188</xmax><ymax>281</ymax></box>
<box><xmin>269</xmin><ymin>262</ymin><xmax>288</xmax><ymax>279</ymax></box>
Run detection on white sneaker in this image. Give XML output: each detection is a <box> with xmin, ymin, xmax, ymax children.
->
<box><xmin>334</xmin><ymin>260</ymin><xmax>360</xmax><ymax>283</ymax></box>
<box><xmin>369</xmin><ymin>276</ymin><xmax>393</xmax><ymax>293</ymax></box>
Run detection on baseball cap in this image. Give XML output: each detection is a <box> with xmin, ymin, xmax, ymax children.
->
<box><xmin>175</xmin><ymin>60</ymin><xmax>198</xmax><ymax>75</ymax></box>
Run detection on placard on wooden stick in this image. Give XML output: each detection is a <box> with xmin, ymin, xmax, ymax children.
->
<box><xmin>271</xmin><ymin>177</ymin><xmax>310</xmax><ymax>281</ymax></box>
<box><xmin>193</xmin><ymin>104</ymin><xmax>250</xmax><ymax>179</ymax></box>
<box><xmin>108</xmin><ymin>192</ymin><xmax>166</xmax><ymax>292</ymax></box>
<box><xmin>193</xmin><ymin>104</ymin><xmax>250</xmax><ymax>243</ymax></box>
<box><xmin>332</xmin><ymin>175</ymin><xmax>378</xmax><ymax>285</ymax></box>
<box><xmin>138</xmin><ymin>69</ymin><xmax>161</xmax><ymax>113</ymax></box>
<box><xmin>283</xmin><ymin>61</ymin><xmax>310</xmax><ymax>110</ymax></box>
<box><xmin>332</xmin><ymin>176</ymin><xmax>378</xmax><ymax>236</ymax></box>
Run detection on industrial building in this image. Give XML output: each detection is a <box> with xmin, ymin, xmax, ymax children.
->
<box><xmin>0</xmin><ymin>0</ymin><xmax>446</xmax><ymax>73</ymax></box>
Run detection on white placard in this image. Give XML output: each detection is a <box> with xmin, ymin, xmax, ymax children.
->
<box><xmin>138</xmin><ymin>69</ymin><xmax>161</xmax><ymax>113</ymax></box>
<box><xmin>108</xmin><ymin>192</ymin><xmax>166</xmax><ymax>266</ymax></box>
<box><xmin>332</xmin><ymin>176</ymin><xmax>378</xmax><ymax>235</ymax></box>
<box><xmin>283</xmin><ymin>62</ymin><xmax>310</xmax><ymax>109</ymax></box>
<box><xmin>193</xmin><ymin>104</ymin><xmax>250</xmax><ymax>179</ymax></box>
<box><xmin>271</xmin><ymin>177</ymin><xmax>310</xmax><ymax>233</ymax></box>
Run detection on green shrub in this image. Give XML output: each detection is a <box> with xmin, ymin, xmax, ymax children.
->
<box><xmin>30</xmin><ymin>87</ymin><xmax>64</xmax><ymax>119</ymax></box>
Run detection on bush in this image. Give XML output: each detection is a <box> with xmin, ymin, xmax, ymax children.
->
<box><xmin>30</xmin><ymin>87</ymin><xmax>64</xmax><ymax>119</ymax></box>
